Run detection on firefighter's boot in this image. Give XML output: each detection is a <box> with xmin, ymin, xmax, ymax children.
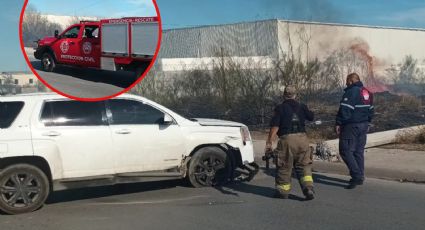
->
<box><xmin>302</xmin><ymin>187</ymin><xmax>315</xmax><ymax>200</ymax></box>
<box><xmin>275</xmin><ymin>183</ymin><xmax>291</xmax><ymax>199</ymax></box>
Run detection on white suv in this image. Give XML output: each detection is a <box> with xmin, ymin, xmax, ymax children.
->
<box><xmin>0</xmin><ymin>93</ymin><xmax>258</xmax><ymax>214</ymax></box>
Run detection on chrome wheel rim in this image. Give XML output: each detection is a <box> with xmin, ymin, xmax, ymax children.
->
<box><xmin>42</xmin><ymin>57</ymin><xmax>51</xmax><ymax>70</ymax></box>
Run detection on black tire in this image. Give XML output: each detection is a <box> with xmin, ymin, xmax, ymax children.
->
<box><xmin>41</xmin><ymin>52</ymin><xmax>56</xmax><ymax>72</ymax></box>
<box><xmin>188</xmin><ymin>147</ymin><xmax>232</xmax><ymax>187</ymax></box>
<box><xmin>0</xmin><ymin>164</ymin><xmax>50</xmax><ymax>215</ymax></box>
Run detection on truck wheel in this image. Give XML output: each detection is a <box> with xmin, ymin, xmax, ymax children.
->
<box><xmin>134</xmin><ymin>62</ymin><xmax>150</xmax><ymax>80</ymax></box>
<box><xmin>0</xmin><ymin>164</ymin><xmax>50</xmax><ymax>215</ymax></box>
<box><xmin>188</xmin><ymin>147</ymin><xmax>232</xmax><ymax>187</ymax></box>
<box><xmin>41</xmin><ymin>53</ymin><xmax>56</xmax><ymax>72</ymax></box>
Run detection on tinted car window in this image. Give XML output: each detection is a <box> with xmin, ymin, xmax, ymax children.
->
<box><xmin>0</xmin><ymin>102</ymin><xmax>24</xmax><ymax>128</ymax></box>
<box><xmin>63</xmin><ymin>26</ymin><xmax>80</xmax><ymax>38</ymax></box>
<box><xmin>41</xmin><ymin>101</ymin><xmax>105</xmax><ymax>126</ymax></box>
<box><xmin>83</xmin><ymin>26</ymin><xmax>99</xmax><ymax>38</ymax></box>
<box><xmin>109</xmin><ymin>99</ymin><xmax>165</xmax><ymax>125</ymax></box>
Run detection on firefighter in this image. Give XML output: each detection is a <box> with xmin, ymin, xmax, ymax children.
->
<box><xmin>335</xmin><ymin>73</ymin><xmax>374</xmax><ymax>189</ymax></box>
<box><xmin>266</xmin><ymin>85</ymin><xmax>315</xmax><ymax>200</ymax></box>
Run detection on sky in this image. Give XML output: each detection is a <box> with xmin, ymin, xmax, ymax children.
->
<box><xmin>0</xmin><ymin>1</ymin><xmax>26</xmax><ymax>72</ymax></box>
<box><xmin>156</xmin><ymin>0</ymin><xmax>425</xmax><ymax>29</ymax></box>
<box><xmin>30</xmin><ymin>0</ymin><xmax>157</xmax><ymax>18</ymax></box>
<box><xmin>1</xmin><ymin>0</ymin><xmax>425</xmax><ymax>71</ymax></box>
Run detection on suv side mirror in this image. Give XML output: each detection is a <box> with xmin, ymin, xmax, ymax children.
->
<box><xmin>162</xmin><ymin>114</ymin><xmax>173</xmax><ymax>125</ymax></box>
<box><xmin>54</xmin><ymin>30</ymin><xmax>59</xmax><ymax>38</ymax></box>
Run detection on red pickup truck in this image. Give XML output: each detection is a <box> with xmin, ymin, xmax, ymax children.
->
<box><xmin>34</xmin><ymin>17</ymin><xmax>160</xmax><ymax>78</ymax></box>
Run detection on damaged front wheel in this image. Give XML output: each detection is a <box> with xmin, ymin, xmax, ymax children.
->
<box><xmin>188</xmin><ymin>147</ymin><xmax>232</xmax><ymax>187</ymax></box>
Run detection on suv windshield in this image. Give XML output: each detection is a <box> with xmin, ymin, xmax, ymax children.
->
<box><xmin>0</xmin><ymin>101</ymin><xmax>24</xmax><ymax>129</ymax></box>
<box><xmin>63</xmin><ymin>26</ymin><xmax>80</xmax><ymax>38</ymax></box>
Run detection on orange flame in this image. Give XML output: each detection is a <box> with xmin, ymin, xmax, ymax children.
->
<box><xmin>349</xmin><ymin>41</ymin><xmax>390</xmax><ymax>93</ymax></box>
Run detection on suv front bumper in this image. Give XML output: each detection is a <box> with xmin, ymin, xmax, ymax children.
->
<box><xmin>237</xmin><ymin>162</ymin><xmax>259</xmax><ymax>182</ymax></box>
<box><xmin>34</xmin><ymin>47</ymin><xmax>44</xmax><ymax>60</ymax></box>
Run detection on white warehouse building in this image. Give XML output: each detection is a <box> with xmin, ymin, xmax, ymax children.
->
<box><xmin>43</xmin><ymin>16</ymin><xmax>425</xmax><ymax>78</ymax></box>
<box><xmin>156</xmin><ymin>19</ymin><xmax>425</xmax><ymax>78</ymax></box>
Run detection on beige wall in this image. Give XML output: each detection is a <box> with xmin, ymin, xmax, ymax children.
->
<box><xmin>277</xmin><ymin>21</ymin><xmax>425</xmax><ymax>79</ymax></box>
<box><xmin>0</xmin><ymin>73</ymin><xmax>38</xmax><ymax>87</ymax></box>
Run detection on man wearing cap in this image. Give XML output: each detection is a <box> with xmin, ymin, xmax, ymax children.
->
<box><xmin>266</xmin><ymin>85</ymin><xmax>315</xmax><ymax>200</ymax></box>
<box><xmin>336</xmin><ymin>73</ymin><xmax>374</xmax><ymax>189</ymax></box>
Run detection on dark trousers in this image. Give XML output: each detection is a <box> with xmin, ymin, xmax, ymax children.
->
<box><xmin>339</xmin><ymin>122</ymin><xmax>368</xmax><ymax>181</ymax></box>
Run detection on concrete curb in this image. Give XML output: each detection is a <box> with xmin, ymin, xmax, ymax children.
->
<box><xmin>323</xmin><ymin>125</ymin><xmax>425</xmax><ymax>156</ymax></box>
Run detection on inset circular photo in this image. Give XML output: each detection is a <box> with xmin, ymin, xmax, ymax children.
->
<box><xmin>19</xmin><ymin>0</ymin><xmax>161</xmax><ymax>101</ymax></box>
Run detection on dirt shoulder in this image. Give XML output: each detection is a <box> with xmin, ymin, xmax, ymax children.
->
<box><xmin>379</xmin><ymin>143</ymin><xmax>425</xmax><ymax>151</ymax></box>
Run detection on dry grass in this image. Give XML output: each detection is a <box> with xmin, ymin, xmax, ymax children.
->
<box><xmin>249</xmin><ymin>93</ymin><xmax>424</xmax><ymax>143</ymax></box>
<box><xmin>395</xmin><ymin>126</ymin><xmax>425</xmax><ymax>144</ymax></box>
<box><xmin>306</xmin><ymin>126</ymin><xmax>337</xmax><ymax>142</ymax></box>
<box><xmin>398</xmin><ymin>95</ymin><xmax>422</xmax><ymax>112</ymax></box>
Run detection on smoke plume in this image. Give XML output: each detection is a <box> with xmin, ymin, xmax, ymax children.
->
<box><xmin>261</xmin><ymin>0</ymin><xmax>342</xmax><ymax>22</ymax></box>
<box><xmin>348</xmin><ymin>38</ymin><xmax>389</xmax><ymax>92</ymax></box>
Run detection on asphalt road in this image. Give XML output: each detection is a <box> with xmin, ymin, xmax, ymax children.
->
<box><xmin>26</xmin><ymin>48</ymin><xmax>137</xmax><ymax>99</ymax></box>
<box><xmin>1</xmin><ymin>170</ymin><xmax>424</xmax><ymax>230</ymax></box>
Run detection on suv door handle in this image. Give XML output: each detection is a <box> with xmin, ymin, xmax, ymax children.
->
<box><xmin>42</xmin><ymin>131</ymin><xmax>61</xmax><ymax>137</ymax></box>
<box><xmin>70</xmin><ymin>41</ymin><xmax>75</xmax><ymax>45</ymax></box>
<box><xmin>115</xmin><ymin>129</ymin><xmax>131</xmax><ymax>134</ymax></box>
